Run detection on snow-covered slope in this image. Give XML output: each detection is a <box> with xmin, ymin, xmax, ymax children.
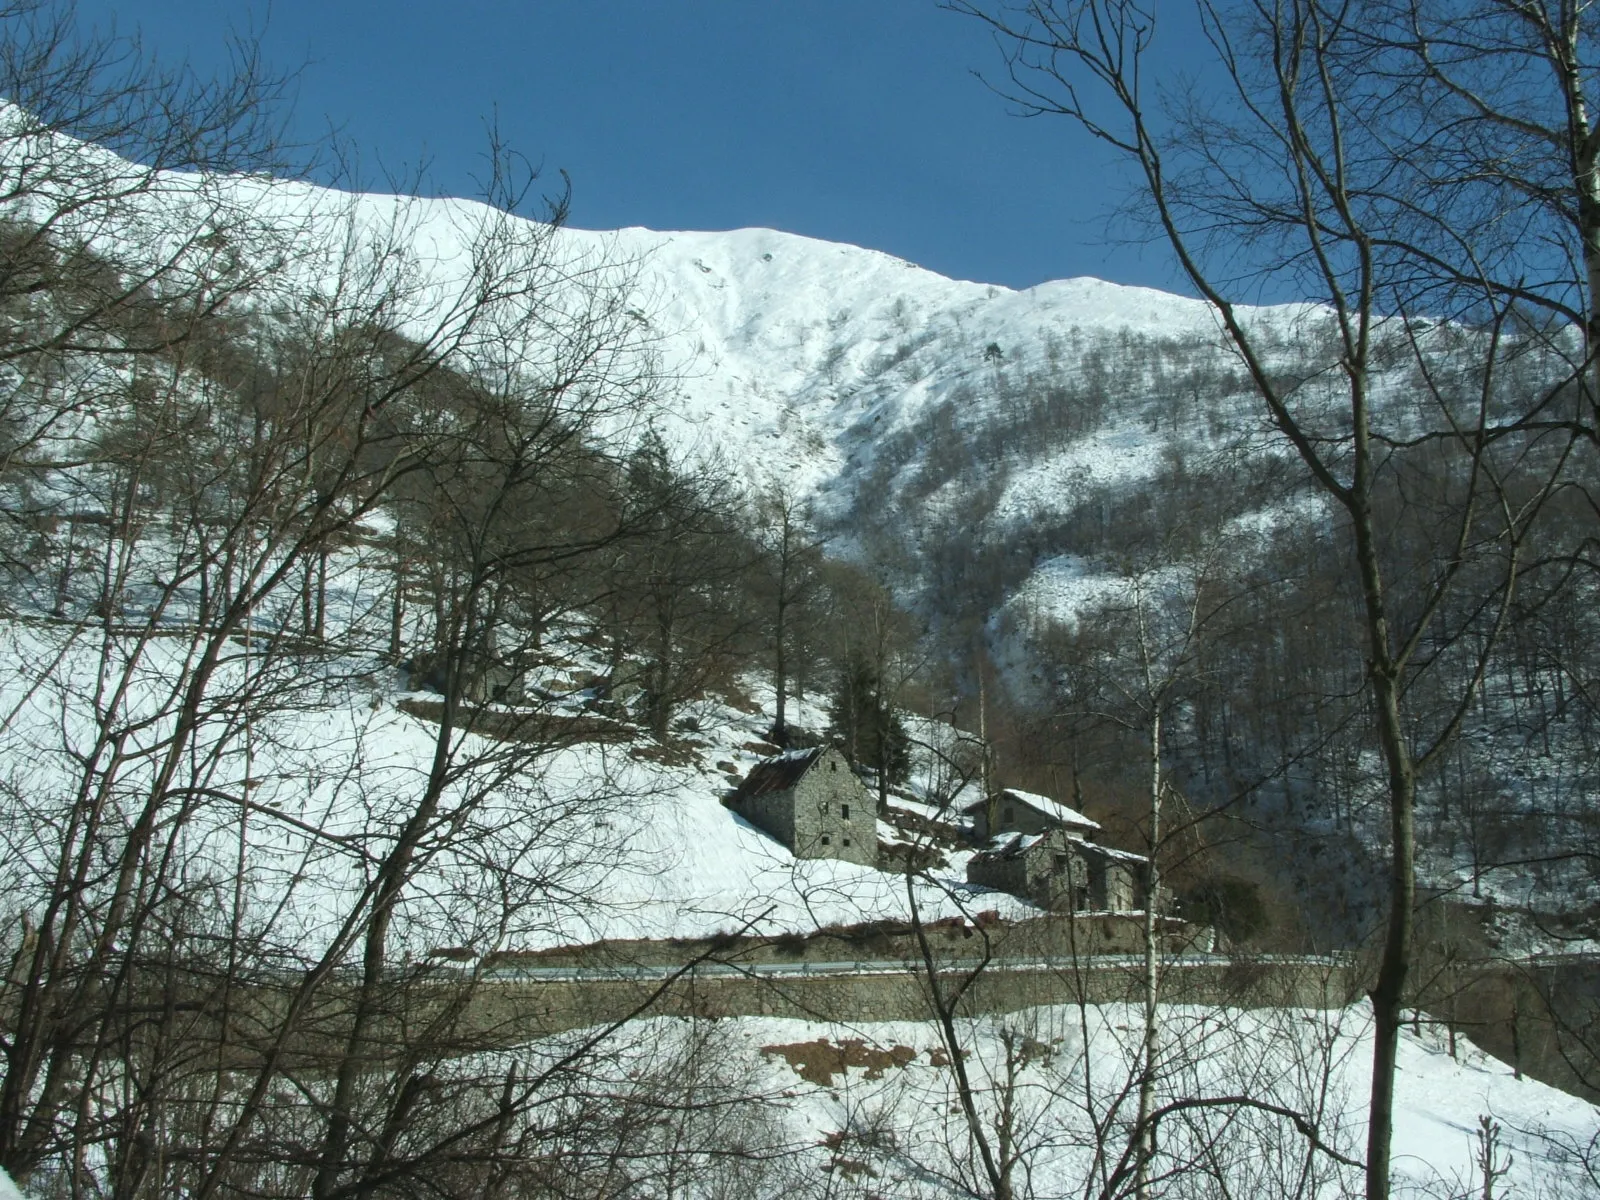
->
<box><xmin>9</xmin><ymin>126</ymin><xmax>1243</xmax><ymax>952</ymax></box>
<box><xmin>533</xmin><ymin>1003</ymin><xmax>1600</xmax><ymax>1198</ymax></box>
<box><xmin>57</xmin><ymin>131</ymin><xmax>1282</xmax><ymax>504</ymax></box>
<box><xmin>12</xmin><ymin>125</ymin><xmax>1571</xmax><ymax>949</ymax></box>
<box><xmin>0</xmin><ymin>615</ymin><xmax>1035</xmax><ymax>955</ymax></box>
<box><xmin>559</xmin><ymin>224</ymin><xmax>1246</xmax><ymax>489</ymax></box>
<box><xmin>7</xmin><ymin>110</ymin><xmax>1319</xmax><ymax>632</ymax></box>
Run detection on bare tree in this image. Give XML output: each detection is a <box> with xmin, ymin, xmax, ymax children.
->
<box><xmin>754</xmin><ymin>479</ymin><xmax>827</xmax><ymax>747</ymax></box>
<box><xmin>823</xmin><ymin>568</ymin><xmax>922</xmax><ymax>811</ymax></box>
<box><xmin>1351</xmin><ymin>0</ymin><xmax>1600</xmax><ymax>406</ymax></box>
<box><xmin>603</xmin><ymin>430</ymin><xmax>762</xmax><ymax>742</ymax></box>
<box><xmin>945</xmin><ymin>2</ymin><xmax>1562</xmax><ymax>1194</ymax></box>
<box><xmin>1073</xmin><ymin>557</ymin><xmax>1214</xmax><ymax>1198</ymax></box>
<box><xmin>0</xmin><ymin>22</ymin><xmax>701</xmax><ymax>1182</ymax></box>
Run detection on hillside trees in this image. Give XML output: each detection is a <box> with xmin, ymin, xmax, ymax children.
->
<box><xmin>293</xmin><ymin>244</ymin><xmax>677</xmax><ymax>1200</ymax></box>
<box><xmin>0</xmin><ymin>0</ymin><xmax>301</xmax><ymax>581</ymax></box>
<box><xmin>1052</xmin><ymin>552</ymin><xmax>1220</xmax><ymax>1195</ymax></box>
<box><xmin>884</xmin><ymin>714</ymin><xmax>1368</xmax><ymax>1200</ymax></box>
<box><xmin>824</xmin><ymin>569</ymin><xmax>919</xmax><ymax>807</ymax></box>
<box><xmin>0</xmin><ymin>9</ymin><xmax>738</xmax><ymax>1189</ymax></box>
<box><xmin>753</xmin><ymin>480</ymin><xmax>827</xmax><ymax>746</ymax></box>
<box><xmin>829</xmin><ymin>652</ymin><xmax>912</xmax><ymax>789</ymax></box>
<box><xmin>951</xmin><ymin>0</ymin><xmax>1574</xmax><ymax>1195</ymax></box>
<box><xmin>604</xmin><ymin>428</ymin><xmax>764</xmax><ymax>740</ymax></box>
<box><xmin>1352</xmin><ymin>0</ymin><xmax>1600</xmax><ymax>401</ymax></box>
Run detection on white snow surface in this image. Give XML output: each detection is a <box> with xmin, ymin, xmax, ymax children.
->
<box><xmin>0</xmin><ymin>127</ymin><xmax>1420</xmax><ymax>956</ymax></box>
<box><xmin>2</xmin><ymin>113</ymin><xmax>1303</xmax><ymax>504</ymax></box>
<box><xmin>0</xmin><ymin>615</ymin><xmax>1034</xmax><ymax>954</ymax></box>
<box><xmin>2</xmin><ymin>118</ymin><xmax>1339</xmax><ymax>674</ymax></box>
<box><xmin>580</xmin><ymin>226</ymin><xmax>1238</xmax><ymax>483</ymax></box>
<box><xmin>544</xmin><ymin>1003</ymin><xmax>1600</xmax><ymax>1198</ymax></box>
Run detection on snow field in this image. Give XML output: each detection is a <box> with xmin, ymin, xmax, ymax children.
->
<box><xmin>0</xmin><ymin>613</ymin><xmax>1035</xmax><ymax>960</ymax></box>
<box><xmin>507</xmin><ymin>1002</ymin><xmax>1600</xmax><ymax>1198</ymax></box>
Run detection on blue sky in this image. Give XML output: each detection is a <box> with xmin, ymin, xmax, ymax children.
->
<box><xmin>74</xmin><ymin>1</ymin><xmax>1186</xmax><ymax>292</ymax></box>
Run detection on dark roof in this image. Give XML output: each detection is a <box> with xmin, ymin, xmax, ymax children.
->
<box><xmin>731</xmin><ymin>746</ymin><xmax>825</xmax><ymax>802</ymax></box>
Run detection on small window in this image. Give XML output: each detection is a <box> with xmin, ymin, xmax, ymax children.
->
<box><xmin>1054</xmin><ymin>854</ymin><xmax>1069</xmax><ymax>870</ymax></box>
<box><xmin>819</xmin><ymin>801</ymin><xmax>829</xmax><ymax>815</ymax></box>
<box><xmin>841</xmin><ymin>804</ymin><xmax>851</xmax><ymax>819</ymax></box>
<box><xmin>830</xmin><ymin>760</ymin><xmax>837</xmax><ymax>772</ymax></box>
<box><xmin>821</xmin><ymin>835</ymin><xmax>831</xmax><ymax>845</ymax></box>
<box><xmin>842</xmin><ymin>837</ymin><xmax>851</xmax><ymax>847</ymax></box>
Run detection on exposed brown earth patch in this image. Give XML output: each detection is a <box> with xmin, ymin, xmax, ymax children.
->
<box><xmin>821</xmin><ymin>1130</ymin><xmax>881</xmax><ymax>1180</ymax></box>
<box><xmin>761</xmin><ymin>1037</ymin><xmax>917</xmax><ymax>1086</ymax></box>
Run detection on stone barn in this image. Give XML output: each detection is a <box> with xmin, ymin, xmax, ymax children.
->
<box><xmin>1077</xmin><ymin>842</ymin><xmax>1145</xmax><ymax>911</ymax></box>
<box><xmin>727</xmin><ymin>746</ymin><xmax>877</xmax><ymax>867</ymax></box>
<box><xmin>967</xmin><ymin>829</ymin><xmax>1090</xmax><ymax>911</ymax></box>
<box><xmin>961</xmin><ymin>786</ymin><xmax>1101</xmax><ymax>843</ymax></box>
<box><xmin>967</xmin><ymin>830</ymin><xmax>1153</xmax><ymax>913</ymax></box>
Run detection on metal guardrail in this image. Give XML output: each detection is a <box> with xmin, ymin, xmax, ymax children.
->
<box><xmin>479</xmin><ymin>953</ymin><xmax>1352</xmax><ymax>984</ymax></box>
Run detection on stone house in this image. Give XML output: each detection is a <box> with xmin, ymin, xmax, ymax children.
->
<box><xmin>960</xmin><ymin>786</ymin><xmax>1101</xmax><ymax>843</ymax></box>
<box><xmin>1077</xmin><ymin>842</ymin><xmax>1145</xmax><ymax>911</ymax></box>
<box><xmin>967</xmin><ymin>829</ymin><xmax>1151</xmax><ymax>913</ymax></box>
<box><xmin>967</xmin><ymin>829</ymin><xmax>1087</xmax><ymax>911</ymax></box>
<box><xmin>727</xmin><ymin>745</ymin><xmax>877</xmax><ymax>867</ymax></box>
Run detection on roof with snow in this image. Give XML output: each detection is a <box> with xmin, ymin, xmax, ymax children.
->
<box><xmin>974</xmin><ymin>831</ymin><xmax>1047</xmax><ymax>861</ymax></box>
<box><xmin>1083</xmin><ymin>842</ymin><xmax>1149</xmax><ymax>865</ymax></box>
<box><xmin>730</xmin><ymin>746</ymin><xmax>826</xmax><ymax>801</ymax></box>
<box><xmin>961</xmin><ymin>787</ymin><xmax>1101</xmax><ymax>830</ymax></box>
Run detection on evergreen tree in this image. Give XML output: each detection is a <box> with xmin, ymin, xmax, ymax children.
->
<box><xmin>827</xmin><ymin>653</ymin><xmax>910</xmax><ymax>790</ymax></box>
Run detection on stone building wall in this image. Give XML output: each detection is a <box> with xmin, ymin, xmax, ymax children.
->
<box><xmin>456</xmin><ymin>957</ymin><xmax>1363</xmax><ymax>1045</ymax></box>
<box><xmin>968</xmin><ymin>830</ymin><xmax>1092</xmax><ymax>912</ymax></box>
<box><xmin>970</xmin><ymin>795</ymin><xmax>1056</xmax><ymax>842</ymax></box>
<box><xmin>970</xmin><ymin>832</ymin><xmax>1155</xmax><ymax>914</ymax></box>
<box><xmin>966</xmin><ymin>849</ymin><xmax>1031</xmax><ymax>898</ymax></box>
<box><xmin>1033</xmin><ymin>840</ymin><xmax>1093</xmax><ymax>911</ymax></box>
<box><xmin>493</xmin><ymin>912</ymin><xmax>1207</xmax><ymax>972</ymax></box>
<box><xmin>789</xmin><ymin>747</ymin><xmax>876</xmax><ymax>866</ymax></box>
<box><xmin>1081</xmin><ymin>846</ymin><xmax>1142</xmax><ymax>911</ymax></box>
<box><xmin>731</xmin><ymin>784</ymin><xmax>796</xmax><ymax>850</ymax></box>
<box><xmin>729</xmin><ymin>747</ymin><xmax>876</xmax><ymax>867</ymax></box>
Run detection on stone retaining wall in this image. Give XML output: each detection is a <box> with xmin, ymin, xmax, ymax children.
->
<box><xmin>456</xmin><ymin>958</ymin><xmax>1364</xmax><ymax>1045</ymax></box>
<box><xmin>490</xmin><ymin>913</ymin><xmax>1207</xmax><ymax>972</ymax></box>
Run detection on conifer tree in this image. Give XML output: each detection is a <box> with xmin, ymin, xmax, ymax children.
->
<box><xmin>827</xmin><ymin>653</ymin><xmax>911</xmax><ymax>792</ymax></box>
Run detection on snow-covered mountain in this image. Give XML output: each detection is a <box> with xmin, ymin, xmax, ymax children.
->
<box><xmin>9</xmin><ymin>102</ymin><xmax>1600</xmax><ymax>1200</ymax></box>
<box><xmin>11</xmin><ymin>116</ymin><xmax>1313</xmax><ymax>630</ymax></box>
<box><xmin>8</xmin><ymin>129</ymin><xmax>1590</xmax><ymax>944</ymax></box>
<box><xmin>2</xmin><ymin>124</ymin><xmax>1305</xmax><ymax>950</ymax></box>
<box><xmin>566</xmin><ymin>223</ymin><xmax>1235</xmax><ymax>471</ymax></box>
<box><xmin>523</xmin><ymin>219</ymin><xmax>1289</xmax><ymax>526</ymax></box>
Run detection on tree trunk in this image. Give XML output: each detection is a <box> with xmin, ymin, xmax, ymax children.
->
<box><xmin>389</xmin><ymin>554</ymin><xmax>405</xmax><ymax>660</ymax></box>
<box><xmin>771</xmin><ymin>588</ymin><xmax>788</xmax><ymax>746</ymax></box>
<box><xmin>1350</xmin><ymin>478</ymin><xmax>1417</xmax><ymax>1200</ymax></box>
<box><xmin>877</xmin><ymin>709</ymin><xmax>890</xmax><ymax>814</ymax></box>
<box><xmin>1364</xmin><ymin>668</ymin><xmax>1416</xmax><ymax>1200</ymax></box>
<box><xmin>1135</xmin><ymin>708</ymin><xmax>1163</xmax><ymax>1200</ymax></box>
<box><xmin>314</xmin><ymin>543</ymin><xmax>328</xmax><ymax>641</ymax></box>
<box><xmin>312</xmin><ymin>598</ymin><xmax>478</xmax><ymax>1198</ymax></box>
<box><xmin>1551</xmin><ymin>14</ymin><xmax>1600</xmax><ymax>407</ymax></box>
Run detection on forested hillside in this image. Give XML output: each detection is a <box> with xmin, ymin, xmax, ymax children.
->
<box><xmin>2</xmin><ymin>0</ymin><xmax>1600</xmax><ymax>1195</ymax></box>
